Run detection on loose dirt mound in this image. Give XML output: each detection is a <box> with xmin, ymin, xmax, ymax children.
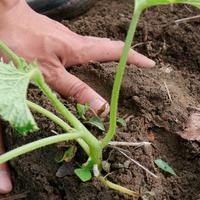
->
<box><xmin>1</xmin><ymin>0</ymin><xmax>200</xmax><ymax>199</ymax></box>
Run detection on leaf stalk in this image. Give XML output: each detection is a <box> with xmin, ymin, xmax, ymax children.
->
<box><xmin>101</xmin><ymin>10</ymin><xmax>142</xmax><ymax>148</ymax></box>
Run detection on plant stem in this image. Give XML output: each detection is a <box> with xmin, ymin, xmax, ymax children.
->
<box><xmin>101</xmin><ymin>10</ymin><xmax>142</xmax><ymax>148</ymax></box>
<box><xmin>0</xmin><ymin>38</ymin><xmax>102</xmax><ymax>166</ymax></box>
<box><xmin>27</xmin><ymin>100</ymin><xmax>72</xmax><ymax>131</ymax></box>
<box><xmin>34</xmin><ymin>73</ymin><xmax>102</xmax><ymax>166</ymax></box>
<box><xmin>27</xmin><ymin>100</ymin><xmax>90</xmax><ymax>155</ymax></box>
<box><xmin>0</xmin><ymin>132</ymin><xmax>82</xmax><ymax>164</ymax></box>
<box><xmin>108</xmin><ymin>141</ymin><xmax>151</xmax><ymax>147</ymax></box>
<box><xmin>99</xmin><ymin>176</ymin><xmax>140</xmax><ymax>197</ymax></box>
<box><xmin>0</xmin><ymin>40</ymin><xmax>22</xmax><ymax>67</ymax></box>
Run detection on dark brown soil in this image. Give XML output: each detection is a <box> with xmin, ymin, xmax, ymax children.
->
<box><xmin>1</xmin><ymin>0</ymin><xmax>200</xmax><ymax>199</ymax></box>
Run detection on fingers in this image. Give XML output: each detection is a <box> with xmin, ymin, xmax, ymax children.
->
<box><xmin>0</xmin><ymin>123</ymin><xmax>12</xmax><ymax>194</ymax></box>
<box><xmin>126</xmin><ymin>48</ymin><xmax>155</xmax><ymax>68</ymax></box>
<box><xmin>43</xmin><ymin>66</ymin><xmax>109</xmax><ymax>117</ymax></box>
<box><xmin>64</xmin><ymin>35</ymin><xmax>155</xmax><ymax>68</ymax></box>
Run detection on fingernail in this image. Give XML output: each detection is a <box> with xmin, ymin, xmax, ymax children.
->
<box><xmin>89</xmin><ymin>98</ymin><xmax>110</xmax><ymax>117</ymax></box>
<box><xmin>148</xmin><ymin>59</ymin><xmax>156</xmax><ymax>68</ymax></box>
<box><xmin>0</xmin><ymin>171</ymin><xmax>12</xmax><ymax>194</ymax></box>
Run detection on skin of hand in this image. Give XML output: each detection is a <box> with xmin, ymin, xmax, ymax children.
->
<box><xmin>0</xmin><ymin>0</ymin><xmax>155</xmax><ymax>194</ymax></box>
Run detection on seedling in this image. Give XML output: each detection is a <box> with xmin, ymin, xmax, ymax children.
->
<box><xmin>54</xmin><ymin>146</ymin><xmax>77</xmax><ymax>163</ymax></box>
<box><xmin>155</xmin><ymin>159</ymin><xmax>177</xmax><ymax>176</ymax></box>
<box><xmin>76</xmin><ymin>103</ymin><xmax>106</xmax><ymax>131</ymax></box>
<box><xmin>0</xmin><ymin>0</ymin><xmax>199</xmax><ymax>197</ymax></box>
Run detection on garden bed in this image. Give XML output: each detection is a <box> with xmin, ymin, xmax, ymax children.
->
<box><xmin>1</xmin><ymin>0</ymin><xmax>200</xmax><ymax>199</ymax></box>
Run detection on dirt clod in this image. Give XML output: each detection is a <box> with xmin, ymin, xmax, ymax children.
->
<box><xmin>1</xmin><ymin>0</ymin><xmax>200</xmax><ymax>199</ymax></box>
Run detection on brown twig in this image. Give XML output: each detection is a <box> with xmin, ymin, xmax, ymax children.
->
<box><xmin>175</xmin><ymin>15</ymin><xmax>200</xmax><ymax>24</ymax></box>
<box><xmin>188</xmin><ymin>106</ymin><xmax>200</xmax><ymax>112</ymax></box>
<box><xmin>118</xmin><ymin>149</ymin><xmax>158</xmax><ymax>179</ymax></box>
<box><xmin>0</xmin><ymin>192</ymin><xmax>28</xmax><ymax>200</ymax></box>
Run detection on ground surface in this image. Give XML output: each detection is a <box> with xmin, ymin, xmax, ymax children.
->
<box><xmin>1</xmin><ymin>0</ymin><xmax>200</xmax><ymax>199</ymax></box>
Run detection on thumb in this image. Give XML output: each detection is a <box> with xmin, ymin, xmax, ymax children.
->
<box><xmin>45</xmin><ymin>67</ymin><xmax>109</xmax><ymax>117</ymax></box>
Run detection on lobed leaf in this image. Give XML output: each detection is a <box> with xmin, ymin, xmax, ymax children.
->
<box><xmin>0</xmin><ymin>61</ymin><xmax>38</xmax><ymax>134</ymax></box>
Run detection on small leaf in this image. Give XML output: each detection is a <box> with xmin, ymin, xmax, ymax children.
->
<box><xmin>56</xmin><ymin>162</ymin><xmax>75</xmax><ymax>177</ymax></box>
<box><xmin>155</xmin><ymin>159</ymin><xmax>176</xmax><ymax>175</ymax></box>
<box><xmin>0</xmin><ymin>61</ymin><xmax>38</xmax><ymax>134</ymax></box>
<box><xmin>74</xmin><ymin>167</ymin><xmax>92</xmax><ymax>182</ymax></box>
<box><xmin>76</xmin><ymin>103</ymin><xmax>90</xmax><ymax>119</ymax></box>
<box><xmin>86</xmin><ymin>116</ymin><xmax>105</xmax><ymax>131</ymax></box>
<box><xmin>54</xmin><ymin>146</ymin><xmax>77</xmax><ymax>163</ymax></box>
<box><xmin>117</xmin><ymin>117</ymin><xmax>127</xmax><ymax>127</ymax></box>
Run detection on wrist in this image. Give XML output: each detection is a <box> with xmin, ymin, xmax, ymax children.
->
<box><xmin>0</xmin><ymin>0</ymin><xmax>31</xmax><ymax>29</ymax></box>
<box><xmin>0</xmin><ymin>0</ymin><xmax>21</xmax><ymax>14</ymax></box>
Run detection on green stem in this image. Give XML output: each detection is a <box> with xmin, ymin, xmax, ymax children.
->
<box><xmin>0</xmin><ymin>39</ymin><xmax>102</xmax><ymax>166</ymax></box>
<box><xmin>35</xmin><ymin>73</ymin><xmax>102</xmax><ymax>165</ymax></box>
<box><xmin>0</xmin><ymin>132</ymin><xmax>82</xmax><ymax>164</ymax></box>
<box><xmin>0</xmin><ymin>40</ymin><xmax>22</xmax><ymax>67</ymax></box>
<box><xmin>27</xmin><ymin>100</ymin><xmax>90</xmax><ymax>155</ymax></box>
<box><xmin>101</xmin><ymin>10</ymin><xmax>142</xmax><ymax>148</ymax></box>
<box><xmin>27</xmin><ymin>100</ymin><xmax>72</xmax><ymax>131</ymax></box>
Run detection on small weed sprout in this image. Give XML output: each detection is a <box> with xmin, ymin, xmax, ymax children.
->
<box><xmin>0</xmin><ymin>0</ymin><xmax>199</xmax><ymax>197</ymax></box>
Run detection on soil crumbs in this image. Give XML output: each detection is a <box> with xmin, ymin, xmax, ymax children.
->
<box><xmin>1</xmin><ymin>0</ymin><xmax>200</xmax><ymax>200</ymax></box>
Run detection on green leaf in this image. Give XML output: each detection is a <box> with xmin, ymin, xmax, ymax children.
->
<box><xmin>76</xmin><ymin>103</ymin><xmax>105</xmax><ymax>131</ymax></box>
<box><xmin>0</xmin><ymin>61</ymin><xmax>38</xmax><ymax>134</ymax></box>
<box><xmin>135</xmin><ymin>0</ymin><xmax>200</xmax><ymax>11</ymax></box>
<box><xmin>86</xmin><ymin>116</ymin><xmax>105</xmax><ymax>131</ymax></box>
<box><xmin>74</xmin><ymin>167</ymin><xmax>92</xmax><ymax>182</ymax></box>
<box><xmin>54</xmin><ymin>146</ymin><xmax>77</xmax><ymax>163</ymax></box>
<box><xmin>117</xmin><ymin>117</ymin><xmax>127</xmax><ymax>127</ymax></box>
<box><xmin>154</xmin><ymin>159</ymin><xmax>176</xmax><ymax>175</ymax></box>
<box><xmin>76</xmin><ymin>103</ymin><xmax>90</xmax><ymax>119</ymax></box>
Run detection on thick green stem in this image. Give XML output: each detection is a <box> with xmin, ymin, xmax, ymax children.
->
<box><xmin>27</xmin><ymin>100</ymin><xmax>72</xmax><ymax>131</ymax></box>
<box><xmin>101</xmin><ymin>10</ymin><xmax>142</xmax><ymax>148</ymax></box>
<box><xmin>34</xmin><ymin>73</ymin><xmax>102</xmax><ymax>166</ymax></box>
<box><xmin>27</xmin><ymin>100</ymin><xmax>90</xmax><ymax>155</ymax></box>
<box><xmin>0</xmin><ymin>39</ymin><xmax>102</xmax><ymax>166</ymax></box>
<box><xmin>0</xmin><ymin>132</ymin><xmax>82</xmax><ymax>164</ymax></box>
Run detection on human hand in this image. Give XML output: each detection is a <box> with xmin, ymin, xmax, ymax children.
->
<box><xmin>0</xmin><ymin>123</ymin><xmax>12</xmax><ymax>194</ymax></box>
<box><xmin>0</xmin><ymin>0</ymin><xmax>155</xmax><ymax>194</ymax></box>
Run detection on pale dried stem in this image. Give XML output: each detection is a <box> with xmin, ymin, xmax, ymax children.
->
<box><xmin>189</xmin><ymin>106</ymin><xmax>200</xmax><ymax>112</ymax></box>
<box><xmin>108</xmin><ymin>141</ymin><xmax>151</xmax><ymax>147</ymax></box>
<box><xmin>118</xmin><ymin>149</ymin><xmax>158</xmax><ymax>179</ymax></box>
<box><xmin>175</xmin><ymin>15</ymin><xmax>200</xmax><ymax>24</ymax></box>
<box><xmin>164</xmin><ymin>81</ymin><xmax>172</xmax><ymax>102</ymax></box>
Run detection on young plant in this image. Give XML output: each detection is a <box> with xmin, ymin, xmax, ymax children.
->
<box><xmin>0</xmin><ymin>0</ymin><xmax>199</xmax><ymax>197</ymax></box>
<box><xmin>76</xmin><ymin>103</ymin><xmax>106</xmax><ymax>131</ymax></box>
